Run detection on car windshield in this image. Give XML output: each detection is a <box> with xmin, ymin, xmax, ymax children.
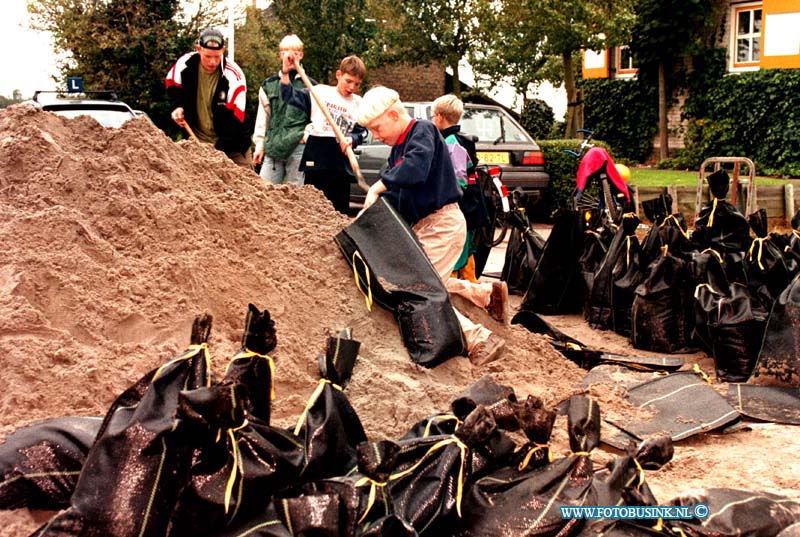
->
<box><xmin>461</xmin><ymin>108</ymin><xmax>531</xmax><ymax>144</ymax></box>
<box><xmin>43</xmin><ymin>104</ymin><xmax>135</xmax><ymax>128</ymax></box>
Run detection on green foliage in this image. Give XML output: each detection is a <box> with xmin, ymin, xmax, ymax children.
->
<box><xmin>0</xmin><ymin>93</ymin><xmax>24</xmax><ymax>108</ymax></box>
<box><xmin>680</xmin><ymin>68</ymin><xmax>800</xmax><ymax>178</ymax></box>
<box><xmin>539</xmin><ymin>138</ymin><xmax>614</xmax><ymax>211</ymax></box>
<box><xmin>28</xmin><ymin>0</ymin><xmax>194</xmax><ymax>134</ymax></box>
<box><xmin>375</xmin><ymin>0</ymin><xmax>492</xmax><ymax>93</ymax></box>
<box><xmin>582</xmin><ymin>78</ymin><xmax>658</xmax><ymax>163</ymax></box>
<box><xmin>520</xmin><ymin>98</ymin><xmax>554</xmax><ymax>140</ymax></box>
<box><xmin>270</xmin><ymin>0</ymin><xmax>373</xmax><ymax>84</ymax></box>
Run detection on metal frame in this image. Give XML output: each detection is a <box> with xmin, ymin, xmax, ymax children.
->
<box><xmin>695</xmin><ymin>156</ymin><xmax>757</xmax><ymax>218</ymax></box>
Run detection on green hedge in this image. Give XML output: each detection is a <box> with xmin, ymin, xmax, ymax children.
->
<box><xmin>679</xmin><ymin>68</ymin><xmax>800</xmax><ymax>178</ymax></box>
<box><xmin>582</xmin><ymin>78</ymin><xmax>659</xmax><ymax>163</ymax></box>
<box><xmin>539</xmin><ymin>138</ymin><xmax>615</xmax><ymax>213</ymax></box>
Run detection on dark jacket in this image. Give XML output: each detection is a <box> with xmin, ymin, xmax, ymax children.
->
<box><xmin>262</xmin><ymin>72</ymin><xmax>310</xmax><ymax>160</ymax></box>
<box><xmin>381</xmin><ymin>119</ymin><xmax>463</xmax><ymax>226</ymax></box>
<box><xmin>166</xmin><ymin>51</ymin><xmax>251</xmax><ymax>156</ymax></box>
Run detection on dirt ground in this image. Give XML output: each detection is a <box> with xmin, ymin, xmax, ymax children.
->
<box><xmin>0</xmin><ymin>105</ymin><xmax>797</xmax><ymax>535</ymax></box>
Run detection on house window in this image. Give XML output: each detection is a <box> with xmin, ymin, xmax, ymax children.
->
<box><xmin>734</xmin><ymin>5</ymin><xmax>762</xmax><ymax>66</ymax></box>
<box><xmin>617</xmin><ymin>46</ymin><xmax>637</xmax><ymax>76</ymax></box>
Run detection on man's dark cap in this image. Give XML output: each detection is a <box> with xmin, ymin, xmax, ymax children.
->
<box><xmin>198</xmin><ymin>28</ymin><xmax>225</xmax><ymax>50</ymax></box>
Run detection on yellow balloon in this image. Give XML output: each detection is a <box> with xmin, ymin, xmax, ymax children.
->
<box><xmin>615</xmin><ymin>163</ymin><xmax>631</xmax><ymax>182</ymax></box>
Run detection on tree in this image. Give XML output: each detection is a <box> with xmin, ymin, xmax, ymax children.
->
<box><xmin>471</xmin><ymin>0</ymin><xmax>634</xmax><ymax>138</ymax></box>
<box><xmin>269</xmin><ymin>0</ymin><xmax>374</xmax><ymax>84</ymax></box>
<box><xmin>629</xmin><ymin>0</ymin><xmax>722</xmax><ymax>160</ymax></box>
<box><xmin>469</xmin><ymin>1</ymin><xmax>550</xmax><ymax>107</ymax></box>
<box><xmin>376</xmin><ymin>0</ymin><xmax>493</xmax><ymax>97</ymax></box>
<box><xmin>28</xmin><ymin>0</ymin><xmax>195</xmax><ymax>132</ymax></box>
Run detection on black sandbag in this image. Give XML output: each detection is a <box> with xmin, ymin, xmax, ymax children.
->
<box><xmin>318</xmin><ymin>328</ymin><xmax>361</xmax><ymax>389</ymax></box>
<box><xmin>578</xmin><ymin>214</ymin><xmax>616</xmax><ymax>317</ymax></box>
<box><xmin>334</xmin><ymin>197</ymin><xmax>466</xmax><ymax>367</ymax></box>
<box><xmin>451</xmin><ymin>374</ymin><xmax>518</xmax><ymax>429</ymax></box>
<box><xmin>745</xmin><ymin>209</ymin><xmax>791</xmax><ymax>310</ymax></box>
<box><xmin>749</xmin><ymin>272</ymin><xmax>800</xmax><ymax>387</ymax></box>
<box><xmin>460</xmin><ymin>395</ymin><xmax>599</xmax><ymax>537</ymax></box>
<box><xmin>215</xmin><ymin>500</ymin><xmax>292</xmax><ymax>537</ymax></box>
<box><xmin>520</xmin><ymin>208</ymin><xmax>587</xmax><ymax>314</ymax></box>
<box><xmin>293</xmin><ymin>379</ymin><xmax>368</xmax><ymax>481</ymax></box>
<box><xmin>630</xmin><ymin>230</ymin><xmax>694</xmax><ymax>353</ymax></box>
<box><xmin>691</xmin><ymin>170</ymin><xmax>752</xmax><ymax>255</ymax></box>
<box><xmin>586</xmin><ymin>213</ymin><xmax>643</xmax><ymax>332</ymax></box>
<box><xmin>640</xmin><ymin>193</ymin><xmax>673</xmax><ymax>266</ymax></box>
<box><xmin>501</xmin><ymin>207</ymin><xmax>547</xmax><ymax>295</ymax></box>
<box><xmin>168</xmin><ymin>306</ymin><xmax>307</xmax><ymax>537</ymax></box>
<box><xmin>393</xmin><ymin>408</ymin><xmax>507</xmax><ymax>534</ymax></box>
<box><xmin>667</xmin><ymin>488</ymin><xmax>800</xmax><ymax>537</ymax></box>
<box><xmin>0</xmin><ymin>417</ymin><xmax>100</xmax><ymax>510</ymax></box>
<box><xmin>694</xmin><ymin>283</ymin><xmax>767</xmax><ymax>382</ymax></box>
<box><xmin>573</xmin><ymin>435</ymin><xmax>674</xmax><ymax>537</ymax></box>
<box><xmin>33</xmin><ymin>314</ymin><xmax>214</xmax><ymax>537</ymax></box>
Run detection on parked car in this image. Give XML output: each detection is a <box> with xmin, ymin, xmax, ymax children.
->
<box><xmin>26</xmin><ymin>90</ymin><xmax>139</xmax><ymax>128</ymax></box>
<box><xmin>350</xmin><ymin>102</ymin><xmax>549</xmax><ymax>208</ymax></box>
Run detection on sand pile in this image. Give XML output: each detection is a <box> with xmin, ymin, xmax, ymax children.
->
<box><xmin>0</xmin><ymin>105</ymin><xmax>591</xmax><ymax>534</ymax></box>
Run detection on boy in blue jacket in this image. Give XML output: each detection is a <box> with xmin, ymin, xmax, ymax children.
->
<box><xmin>357</xmin><ymin>86</ymin><xmax>507</xmax><ymax>366</ymax></box>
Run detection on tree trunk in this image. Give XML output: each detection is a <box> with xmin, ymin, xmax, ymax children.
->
<box><xmin>451</xmin><ymin>61</ymin><xmax>461</xmax><ymax>98</ymax></box>
<box><xmin>659</xmin><ymin>62</ymin><xmax>668</xmax><ymax>161</ymax></box>
<box><xmin>563</xmin><ymin>50</ymin><xmax>578</xmax><ymax>139</ymax></box>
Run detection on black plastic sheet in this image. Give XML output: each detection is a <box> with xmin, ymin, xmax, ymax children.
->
<box><xmin>667</xmin><ymin>488</ymin><xmax>800</xmax><ymax>537</ymax></box>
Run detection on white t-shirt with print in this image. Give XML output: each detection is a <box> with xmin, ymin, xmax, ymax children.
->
<box><xmin>306</xmin><ymin>84</ymin><xmax>361</xmax><ymax>139</ymax></box>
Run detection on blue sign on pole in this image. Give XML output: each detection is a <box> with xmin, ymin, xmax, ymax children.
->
<box><xmin>67</xmin><ymin>77</ymin><xmax>84</xmax><ymax>93</ymax></box>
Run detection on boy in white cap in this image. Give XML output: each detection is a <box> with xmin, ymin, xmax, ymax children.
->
<box><xmin>357</xmin><ymin>86</ymin><xmax>507</xmax><ymax>366</ymax></box>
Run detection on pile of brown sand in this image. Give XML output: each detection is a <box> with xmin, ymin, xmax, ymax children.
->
<box><xmin>0</xmin><ymin>105</ymin><xmax>582</xmax><ymax>534</ymax></box>
<box><xmin>0</xmin><ymin>106</ymin><xmax>797</xmax><ymax>535</ymax></box>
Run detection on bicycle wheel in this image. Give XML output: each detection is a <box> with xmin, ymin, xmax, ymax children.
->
<box><xmin>485</xmin><ymin>182</ymin><xmax>509</xmax><ymax>246</ymax></box>
<box><xmin>601</xmin><ymin>177</ymin><xmax>623</xmax><ymax>222</ymax></box>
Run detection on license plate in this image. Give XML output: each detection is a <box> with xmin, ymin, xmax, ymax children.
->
<box><xmin>477</xmin><ymin>151</ymin><xmax>509</xmax><ymax>165</ymax></box>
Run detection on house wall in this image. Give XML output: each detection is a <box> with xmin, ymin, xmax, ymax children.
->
<box><xmin>367</xmin><ymin>63</ymin><xmax>445</xmax><ymax>102</ymax></box>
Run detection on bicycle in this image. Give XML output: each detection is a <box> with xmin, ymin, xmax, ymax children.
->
<box><xmin>564</xmin><ymin>129</ymin><xmax>632</xmax><ymax>223</ymax></box>
<box><xmin>475</xmin><ymin>164</ymin><xmax>511</xmax><ymax>247</ymax></box>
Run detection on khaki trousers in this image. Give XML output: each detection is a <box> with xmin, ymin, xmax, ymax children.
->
<box><xmin>412</xmin><ymin>203</ymin><xmax>492</xmax><ymax>353</ymax></box>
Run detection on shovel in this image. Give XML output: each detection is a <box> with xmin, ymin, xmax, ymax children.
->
<box><xmin>293</xmin><ymin>62</ymin><xmax>371</xmax><ymax>193</ymax></box>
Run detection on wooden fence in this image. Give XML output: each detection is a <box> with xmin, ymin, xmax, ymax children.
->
<box><xmin>635</xmin><ymin>182</ymin><xmax>799</xmax><ymax>228</ymax></box>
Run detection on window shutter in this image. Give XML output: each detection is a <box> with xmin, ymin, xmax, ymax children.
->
<box><xmin>582</xmin><ymin>48</ymin><xmax>609</xmax><ymax>79</ymax></box>
<box><xmin>761</xmin><ymin>0</ymin><xmax>800</xmax><ymax>69</ymax></box>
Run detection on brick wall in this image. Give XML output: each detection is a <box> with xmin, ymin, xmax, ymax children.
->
<box><xmin>367</xmin><ymin>62</ymin><xmax>446</xmax><ymax>101</ymax></box>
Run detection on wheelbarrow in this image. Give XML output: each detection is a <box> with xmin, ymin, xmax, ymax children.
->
<box><xmin>694</xmin><ymin>156</ymin><xmax>758</xmax><ymax>219</ymax></box>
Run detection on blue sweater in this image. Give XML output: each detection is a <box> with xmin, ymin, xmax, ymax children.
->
<box><xmin>381</xmin><ymin>119</ymin><xmax>462</xmax><ymax>225</ymax></box>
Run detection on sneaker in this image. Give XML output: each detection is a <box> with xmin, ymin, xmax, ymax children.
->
<box><xmin>487</xmin><ymin>281</ymin><xmax>509</xmax><ymax>323</ymax></box>
<box><xmin>469</xmin><ymin>334</ymin><xmax>507</xmax><ymax>366</ymax></box>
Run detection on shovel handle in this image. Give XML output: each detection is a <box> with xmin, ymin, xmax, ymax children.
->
<box><xmin>182</xmin><ymin>120</ymin><xmax>200</xmax><ymax>143</ymax></box>
<box><xmin>293</xmin><ymin>62</ymin><xmax>371</xmax><ymax>193</ymax></box>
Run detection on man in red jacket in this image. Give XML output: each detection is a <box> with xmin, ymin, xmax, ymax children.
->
<box><xmin>166</xmin><ymin>28</ymin><xmax>252</xmax><ymax>168</ymax></box>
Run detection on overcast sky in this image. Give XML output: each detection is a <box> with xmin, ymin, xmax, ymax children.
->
<box><xmin>1</xmin><ymin>1</ymin><xmax>60</xmax><ymax>98</ymax></box>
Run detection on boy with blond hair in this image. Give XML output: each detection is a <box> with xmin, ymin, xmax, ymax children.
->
<box><xmin>357</xmin><ymin>87</ymin><xmax>507</xmax><ymax>366</ymax></box>
<box><xmin>432</xmin><ymin>94</ymin><xmax>507</xmax><ymax>324</ymax></box>
<box><xmin>252</xmin><ymin>34</ymin><xmax>311</xmax><ymax>185</ymax></box>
